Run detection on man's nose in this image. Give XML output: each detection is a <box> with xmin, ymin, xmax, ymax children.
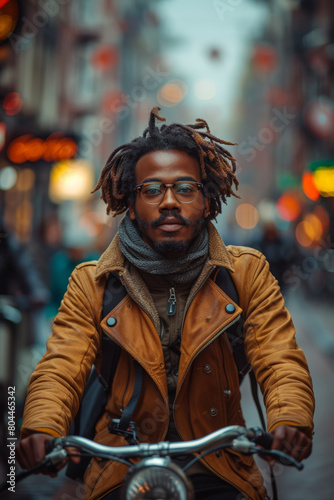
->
<box><xmin>159</xmin><ymin>186</ymin><xmax>181</xmax><ymax>210</ymax></box>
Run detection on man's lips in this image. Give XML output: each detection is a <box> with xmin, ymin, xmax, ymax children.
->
<box><xmin>157</xmin><ymin>218</ymin><xmax>185</xmax><ymax>232</ymax></box>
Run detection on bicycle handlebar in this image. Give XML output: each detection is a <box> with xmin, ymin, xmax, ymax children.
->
<box><xmin>47</xmin><ymin>424</ymin><xmax>250</xmax><ymax>459</ymax></box>
<box><xmin>44</xmin><ymin>425</ymin><xmax>303</xmax><ymax>471</ymax></box>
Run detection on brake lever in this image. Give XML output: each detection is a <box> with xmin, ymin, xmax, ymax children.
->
<box><xmin>44</xmin><ymin>438</ymin><xmax>68</xmax><ymax>473</ymax></box>
<box><xmin>259</xmin><ymin>449</ymin><xmax>304</xmax><ymax>470</ymax></box>
<box><xmin>44</xmin><ymin>448</ymin><xmax>68</xmax><ymax>472</ymax></box>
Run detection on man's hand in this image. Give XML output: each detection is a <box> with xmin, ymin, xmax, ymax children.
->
<box><xmin>16</xmin><ymin>433</ymin><xmax>80</xmax><ymax>477</ymax></box>
<box><xmin>267</xmin><ymin>424</ymin><xmax>312</xmax><ymax>467</ymax></box>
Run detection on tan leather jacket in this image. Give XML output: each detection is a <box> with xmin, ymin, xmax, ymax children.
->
<box><xmin>21</xmin><ymin>223</ymin><xmax>314</xmax><ymax>500</ymax></box>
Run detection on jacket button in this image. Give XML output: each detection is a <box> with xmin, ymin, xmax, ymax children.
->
<box><xmin>209</xmin><ymin>407</ymin><xmax>218</xmax><ymax>417</ymax></box>
<box><xmin>225</xmin><ymin>304</ymin><xmax>235</xmax><ymax>313</ymax></box>
<box><xmin>203</xmin><ymin>364</ymin><xmax>212</xmax><ymax>374</ymax></box>
<box><xmin>216</xmin><ymin>451</ymin><xmax>222</xmax><ymax>458</ymax></box>
<box><xmin>107</xmin><ymin>317</ymin><xmax>117</xmax><ymax>327</ymax></box>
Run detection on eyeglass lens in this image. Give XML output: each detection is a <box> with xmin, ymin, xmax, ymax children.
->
<box><xmin>141</xmin><ymin>182</ymin><xmax>200</xmax><ymax>204</ymax></box>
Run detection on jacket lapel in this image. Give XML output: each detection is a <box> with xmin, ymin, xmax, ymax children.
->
<box><xmin>178</xmin><ymin>277</ymin><xmax>242</xmax><ymax>387</ymax></box>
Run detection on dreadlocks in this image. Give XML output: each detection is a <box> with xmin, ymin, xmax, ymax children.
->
<box><xmin>92</xmin><ymin>106</ymin><xmax>240</xmax><ymax>221</ymax></box>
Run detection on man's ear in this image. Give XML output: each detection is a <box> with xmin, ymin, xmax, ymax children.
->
<box><xmin>204</xmin><ymin>196</ymin><xmax>210</xmax><ymax>219</ymax></box>
<box><xmin>128</xmin><ymin>201</ymin><xmax>136</xmax><ymax>221</ymax></box>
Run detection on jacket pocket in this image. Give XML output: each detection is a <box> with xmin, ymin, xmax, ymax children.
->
<box><xmin>225</xmin><ymin>448</ymin><xmax>254</xmax><ymax>469</ymax></box>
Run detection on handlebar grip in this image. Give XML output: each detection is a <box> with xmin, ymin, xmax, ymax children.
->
<box><xmin>253</xmin><ymin>431</ymin><xmax>273</xmax><ymax>449</ymax></box>
<box><xmin>248</xmin><ymin>427</ymin><xmax>273</xmax><ymax>449</ymax></box>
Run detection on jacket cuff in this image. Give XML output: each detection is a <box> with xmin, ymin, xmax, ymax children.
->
<box><xmin>268</xmin><ymin>421</ymin><xmax>314</xmax><ymax>439</ymax></box>
<box><xmin>20</xmin><ymin>427</ymin><xmax>63</xmax><ymax>439</ymax></box>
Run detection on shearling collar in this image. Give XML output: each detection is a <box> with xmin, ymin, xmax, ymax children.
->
<box><xmin>95</xmin><ymin>220</ymin><xmax>234</xmax><ymax>281</ymax></box>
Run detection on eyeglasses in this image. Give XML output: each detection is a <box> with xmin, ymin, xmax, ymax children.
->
<box><xmin>134</xmin><ymin>181</ymin><xmax>204</xmax><ymax>205</ymax></box>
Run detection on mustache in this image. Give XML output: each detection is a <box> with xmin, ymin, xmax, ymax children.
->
<box><xmin>151</xmin><ymin>211</ymin><xmax>190</xmax><ymax>228</ymax></box>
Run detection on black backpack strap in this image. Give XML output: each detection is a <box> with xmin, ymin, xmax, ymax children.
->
<box><xmin>98</xmin><ymin>272</ymin><xmax>127</xmax><ymax>389</ymax></box>
<box><xmin>102</xmin><ymin>273</ymin><xmax>143</xmax><ymax>444</ymax></box>
<box><xmin>214</xmin><ymin>267</ymin><xmax>250</xmax><ymax>384</ymax></box>
<box><xmin>214</xmin><ymin>267</ymin><xmax>266</xmax><ymax>425</ymax></box>
<box><xmin>249</xmin><ymin>370</ymin><xmax>266</xmax><ymax>430</ymax></box>
<box><xmin>70</xmin><ymin>273</ymin><xmax>126</xmax><ymax>436</ymax></box>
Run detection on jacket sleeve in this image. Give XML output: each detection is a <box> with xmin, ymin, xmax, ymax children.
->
<box><xmin>242</xmin><ymin>253</ymin><xmax>315</xmax><ymax>438</ymax></box>
<box><xmin>20</xmin><ymin>263</ymin><xmax>103</xmax><ymax>438</ymax></box>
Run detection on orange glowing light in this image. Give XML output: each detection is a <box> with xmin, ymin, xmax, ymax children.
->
<box><xmin>304</xmin><ymin>214</ymin><xmax>323</xmax><ymax>242</ymax></box>
<box><xmin>276</xmin><ymin>193</ymin><xmax>301</xmax><ymax>221</ymax></box>
<box><xmin>0</xmin><ymin>0</ymin><xmax>19</xmax><ymax>42</ymax></box>
<box><xmin>157</xmin><ymin>80</ymin><xmax>187</xmax><ymax>107</ymax></box>
<box><xmin>91</xmin><ymin>46</ymin><xmax>119</xmax><ymax>72</ymax></box>
<box><xmin>295</xmin><ymin>221</ymin><xmax>314</xmax><ymax>247</ymax></box>
<box><xmin>302</xmin><ymin>172</ymin><xmax>320</xmax><ymax>201</ymax></box>
<box><xmin>253</xmin><ymin>44</ymin><xmax>278</xmax><ymax>73</ymax></box>
<box><xmin>7</xmin><ymin>134</ymin><xmax>77</xmax><ymax>163</ymax></box>
<box><xmin>235</xmin><ymin>203</ymin><xmax>259</xmax><ymax>229</ymax></box>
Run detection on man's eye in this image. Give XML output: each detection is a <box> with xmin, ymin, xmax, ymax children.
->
<box><xmin>143</xmin><ymin>184</ymin><xmax>162</xmax><ymax>195</ymax></box>
<box><xmin>175</xmin><ymin>183</ymin><xmax>196</xmax><ymax>194</ymax></box>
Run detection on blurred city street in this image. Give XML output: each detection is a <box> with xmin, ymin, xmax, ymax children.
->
<box><xmin>241</xmin><ymin>289</ymin><xmax>334</xmax><ymax>500</ymax></box>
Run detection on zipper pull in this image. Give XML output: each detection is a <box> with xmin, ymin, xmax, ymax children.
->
<box><xmin>167</xmin><ymin>287</ymin><xmax>176</xmax><ymax>316</ymax></box>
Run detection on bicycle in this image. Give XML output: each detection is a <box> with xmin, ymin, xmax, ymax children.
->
<box><xmin>1</xmin><ymin>425</ymin><xmax>303</xmax><ymax>500</ymax></box>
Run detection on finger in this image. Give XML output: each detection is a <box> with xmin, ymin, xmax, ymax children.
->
<box><xmin>290</xmin><ymin>435</ymin><xmax>312</xmax><ymax>461</ymax></box>
<box><xmin>16</xmin><ymin>442</ymin><xmax>31</xmax><ymax>470</ymax></box>
<box><xmin>271</xmin><ymin>425</ymin><xmax>287</xmax><ymax>452</ymax></box>
<box><xmin>66</xmin><ymin>446</ymin><xmax>81</xmax><ymax>464</ymax></box>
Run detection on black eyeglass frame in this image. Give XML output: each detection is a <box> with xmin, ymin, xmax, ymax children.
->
<box><xmin>134</xmin><ymin>181</ymin><xmax>204</xmax><ymax>205</ymax></box>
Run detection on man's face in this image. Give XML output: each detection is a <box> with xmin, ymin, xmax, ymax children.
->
<box><xmin>129</xmin><ymin>149</ymin><xmax>210</xmax><ymax>258</ymax></box>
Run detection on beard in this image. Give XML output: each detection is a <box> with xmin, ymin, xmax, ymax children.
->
<box><xmin>134</xmin><ymin>210</ymin><xmax>207</xmax><ymax>257</ymax></box>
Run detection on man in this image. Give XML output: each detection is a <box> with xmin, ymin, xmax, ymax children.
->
<box><xmin>17</xmin><ymin>107</ymin><xmax>315</xmax><ymax>500</ymax></box>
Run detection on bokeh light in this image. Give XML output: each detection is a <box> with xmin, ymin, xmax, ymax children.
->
<box><xmin>7</xmin><ymin>134</ymin><xmax>78</xmax><ymax>163</ymax></box>
<box><xmin>157</xmin><ymin>80</ymin><xmax>187</xmax><ymax>107</ymax></box>
<box><xmin>295</xmin><ymin>221</ymin><xmax>314</xmax><ymax>247</ymax></box>
<box><xmin>252</xmin><ymin>44</ymin><xmax>278</xmax><ymax>73</ymax></box>
<box><xmin>3</xmin><ymin>92</ymin><xmax>23</xmax><ymax>116</ymax></box>
<box><xmin>91</xmin><ymin>46</ymin><xmax>119</xmax><ymax>73</ymax></box>
<box><xmin>0</xmin><ymin>0</ymin><xmax>19</xmax><ymax>42</ymax></box>
<box><xmin>313</xmin><ymin>167</ymin><xmax>334</xmax><ymax>197</ymax></box>
<box><xmin>257</xmin><ymin>199</ymin><xmax>276</xmax><ymax>224</ymax></box>
<box><xmin>193</xmin><ymin>79</ymin><xmax>216</xmax><ymax>100</ymax></box>
<box><xmin>49</xmin><ymin>159</ymin><xmax>93</xmax><ymax>203</ymax></box>
<box><xmin>0</xmin><ymin>166</ymin><xmax>17</xmax><ymax>190</ymax></box>
<box><xmin>304</xmin><ymin>96</ymin><xmax>334</xmax><ymax>140</ymax></box>
<box><xmin>304</xmin><ymin>213</ymin><xmax>323</xmax><ymax>242</ymax></box>
<box><xmin>276</xmin><ymin>192</ymin><xmax>302</xmax><ymax>221</ymax></box>
<box><xmin>302</xmin><ymin>171</ymin><xmax>320</xmax><ymax>201</ymax></box>
<box><xmin>235</xmin><ymin>203</ymin><xmax>259</xmax><ymax>229</ymax></box>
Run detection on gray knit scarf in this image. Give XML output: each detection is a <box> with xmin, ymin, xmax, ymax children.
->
<box><xmin>118</xmin><ymin>213</ymin><xmax>209</xmax><ymax>284</ymax></box>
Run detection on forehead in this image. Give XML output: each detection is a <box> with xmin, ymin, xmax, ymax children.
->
<box><xmin>135</xmin><ymin>149</ymin><xmax>201</xmax><ymax>183</ymax></box>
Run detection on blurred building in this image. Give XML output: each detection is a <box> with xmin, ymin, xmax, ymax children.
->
<box><xmin>0</xmin><ymin>0</ymin><xmax>162</xmax><ymax>250</ymax></box>
<box><xmin>233</xmin><ymin>0</ymin><xmax>334</xmax><ymax>296</ymax></box>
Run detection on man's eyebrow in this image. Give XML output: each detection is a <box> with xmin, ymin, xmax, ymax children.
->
<box><xmin>141</xmin><ymin>176</ymin><xmax>199</xmax><ymax>183</ymax></box>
